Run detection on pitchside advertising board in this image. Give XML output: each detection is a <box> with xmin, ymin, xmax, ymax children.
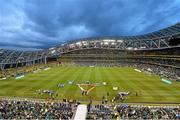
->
<box><xmin>161</xmin><ymin>78</ymin><xmax>172</xmax><ymax>84</ymax></box>
<box><xmin>15</xmin><ymin>75</ymin><xmax>25</xmax><ymax>80</ymax></box>
<box><xmin>113</xmin><ymin>86</ymin><xmax>118</xmax><ymax>90</ymax></box>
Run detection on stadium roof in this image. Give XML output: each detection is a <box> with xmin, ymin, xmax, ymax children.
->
<box><xmin>62</xmin><ymin>23</ymin><xmax>180</xmax><ymax>45</ymax></box>
<box><xmin>0</xmin><ymin>22</ymin><xmax>180</xmax><ymax>66</ymax></box>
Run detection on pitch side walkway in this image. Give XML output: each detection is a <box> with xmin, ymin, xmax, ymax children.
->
<box><xmin>0</xmin><ymin>96</ymin><xmax>180</xmax><ymax>106</ymax></box>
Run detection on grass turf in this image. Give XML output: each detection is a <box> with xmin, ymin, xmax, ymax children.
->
<box><xmin>0</xmin><ymin>66</ymin><xmax>179</xmax><ymax>103</ymax></box>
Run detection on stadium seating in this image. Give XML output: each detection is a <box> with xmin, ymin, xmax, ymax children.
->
<box><xmin>0</xmin><ymin>99</ymin><xmax>179</xmax><ymax>119</ymax></box>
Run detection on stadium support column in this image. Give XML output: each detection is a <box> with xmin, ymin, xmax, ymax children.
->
<box><xmin>0</xmin><ymin>64</ymin><xmax>3</xmax><ymax>75</ymax></box>
<box><xmin>33</xmin><ymin>60</ymin><xmax>35</xmax><ymax>65</ymax></box>
<box><xmin>44</xmin><ymin>56</ymin><xmax>47</xmax><ymax>64</ymax></box>
<box><xmin>15</xmin><ymin>62</ymin><xmax>18</xmax><ymax>68</ymax></box>
<box><xmin>0</xmin><ymin>64</ymin><xmax>5</xmax><ymax>71</ymax></box>
<box><xmin>0</xmin><ymin>64</ymin><xmax>3</xmax><ymax>71</ymax></box>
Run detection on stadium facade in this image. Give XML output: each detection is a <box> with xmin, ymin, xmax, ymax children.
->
<box><xmin>0</xmin><ymin>23</ymin><xmax>180</xmax><ymax>71</ymax></box>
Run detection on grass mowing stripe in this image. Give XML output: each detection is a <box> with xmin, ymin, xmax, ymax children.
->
<box><xmin>95</xmin><ymin>67</ymin><xmax>107</xmax><ymax>100</ymax></box>
<box><xmin>56</xmin><ymin>67</ymin><xmax>82</xmax><ymax>98</ymax></box>
<box><xmin>63</xmin><ymin>67</ymin><xmax>86</xmax><ymax>99</ymax></box>
<box><xmin>111</xmin><ymin>67</ymin><xmax>156</xmax><ymax>102</ymax></box>
<box><xmin>101</xmin><ymin>67</ymin><xmax>118</xmax><ymax>100</ymax></box>
<box><xmin>76</xmin><ymin>67</ymin><xmax>93</xmax><ymax>101</ymax></box>
<box><xmin>63</xmin><ymin>67</ymin><xmax>87</xmax><ymax>100</ymax></box>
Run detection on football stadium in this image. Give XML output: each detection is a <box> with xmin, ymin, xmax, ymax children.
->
<box><xmin>0</xmin><ymin>1</ymin><xmax>180</xmax><ymax>119</ymax></box>
<box><xmin>0</xmin><ymin>23</ymin><xmax>180</xmax><ymax>119</ymax></box>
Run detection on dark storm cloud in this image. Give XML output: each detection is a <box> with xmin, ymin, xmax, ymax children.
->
<box><xmin>0</xmin><ymin>0</ymin><xmax>180</xmax><ymax>50</ymax></box>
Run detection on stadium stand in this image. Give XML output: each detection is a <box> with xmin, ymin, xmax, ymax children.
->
<box><xmin>84</xmin><ymin>102</ymin><xmax>177</xmax><ymax>119</ymax></box>
<box><xmin>0</xmin><ymin>99</ymin><xmax>179</xmax><ymax>119</ymax></box>
<box><xmin>0</xmin><ymin>100</ymin><xmax>74</xmax><ymax>119</ymax></box>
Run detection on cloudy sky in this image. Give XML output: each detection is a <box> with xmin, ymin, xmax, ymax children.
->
<box><xmin>0</xmin><ymin>0</ymin><xmax>180</xmax><ymax>50</ymax></box>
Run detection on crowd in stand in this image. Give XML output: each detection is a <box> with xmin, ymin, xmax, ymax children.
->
<box><xmin>0</xmin><ymin>100</ymin><xmax>74</xmax><ymax>119</ymax></box>
<box><xmin>0</xmin><ymin>99</ymin><xmax>179</xmax><ymax>119</ymax></box>
<box><xmin>86</xmin><ymin>104</ymin><xmax>115</xmax><ymax>119</ymax></box>
<box><xmin>134</xmin><ymin>63</ymin><xmax>179</xmax><ymax>81</ymax></box>
<box><xmin>115</xmin><ymin>105</ymin><xmax>180</xmax><ymax>119</ymax></box>
<box><xmin>0</xmin><ymin>62</ymin><xmax>57</xmax><ymax>80</ymax></box>
<box><xmin>87</xmin><ymin>104</ymin><xmax>180</xmax><ymax>119</ymax></box>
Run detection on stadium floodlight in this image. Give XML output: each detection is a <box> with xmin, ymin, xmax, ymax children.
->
<box><xmin>82</xmin><ymin>41</ymin><xmax>88</xmax><ymax>46</ymax></box>
<box><xmin>103</xmin><ymin>39</ymin><xmax>115</xmax><ymax>42</ymax></box>
<box><xmin>111</xmin><ymin>42</ymin><xmax>116</xmax><ymax>45</ymax></box>
<box><xmin>49</xmin><ymin>47</ymin><xmax>55</xmax><ymax>50</ymax></box>
<box><xmin>127</xmin><ymin>47</ymin><xmax>133</xmax><ymax>50</ymax></box>
<box><xmin>51</xmin><ymin>50</ymin><xmax>56</xmax><ymax>54</ymax></box>
<box><xmin>140</xmin><ymin>46</ymin><xmax>146</xmax><ymax>49</ymax></box>
<box><xmin>117</xmin><ymin>40</ymin><xmax>123</xmax><ymax>43</ymax></box>
<box><xmin>104</xmin><ymin>42</ymin><xmax>109</xmax><ymax>45</ymax></box>
<box><xmin>69</xmin><ymin>44</ymin><xmax>75</xmax><ymax>48</ymax></box>
<box><xmin>76</xmin><ymin>42</ymin><xmax>82</xmax><ymax>46</ymax></box>
<box><xmin>83</xmin><ymin>43</ymin><xmax>88</xmax><ymax>46</ymax></box>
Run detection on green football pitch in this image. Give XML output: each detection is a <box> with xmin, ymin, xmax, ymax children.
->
<box><xmin>0</xmin><ymin>66</ymin><xmax>179</xmax><ymax>103</ymax></box>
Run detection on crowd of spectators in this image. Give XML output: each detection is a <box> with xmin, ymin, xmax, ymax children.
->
<box><xmin>86</xmin><ymin>104</ymin><xmax>115</xmax><ymax>119</ymax></box>
<box><xmin>133</xmin><ymin>63</ymin><xmax>179</xmax><ymax>81</ymax></box>
<box><xmin>0</xmin><ymin>62</ymin><xmax>57</xmax><ymax>80</ymax></box>
<box><xmin>86</xmin><ymin>104</ymin><xmax>180</xmax><ymax>120</ymax></box>
<box><xmin>0</xmin><ymin>100</ymin><xmax>74</xmax><ymax>119</ymax></box>
<box><xmin>0</xmin><ymin>99</ymin><xmax>179</xmax><ymax>119</ymax></box>
<box><xmin>115</xmin><ymin>104</ymin><xmax>180</xmax><ymax>119</ymax></box>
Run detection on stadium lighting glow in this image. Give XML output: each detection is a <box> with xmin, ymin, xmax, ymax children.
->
<box><xmin>111</xmin><ymin>42</ymin><xmax>116</xmax><ymax>45</ymax></box>
<box><xmin>127</xmin><ymin>47</ymin><xmax>133</xmax><ymax>50</ymax></box>
<box><xmin>83</xmin><ymin>43</ymin><xmax>88</xmax><ymax>46</ymax></box>
<box><xmin>82</xmin><ymin>41</ymin><xmax>88</xmax><ymax>46</ymax></box>
<box><xmin>76</xmin><ymin>42</ymin><xmax>81</xmax><ymax>45</ymax></box>
<box><xmin>51</xmin><ymin>50</ymin><xmax>56</xmax><ymax>54</ymax></box>
<box><xmin>104</xmin><ymin>42</ymin><xmax>109</xmax><ymax>45</ymax></box>
<box><xmin>103</xmin><ymin>39</ymin><xmax>115</xmax><ymax>42</ymax></box>
<box><xmin>69</xmin><ymin>44</ymin><xmax>75</xmax><ymax>48</ymax></box>
<box><xmin>84</xmin><ymin>43</ymin><xmax>88</xmax><ymax>46</ymax></box>
<box><xmin>117</xmin><ymin>40</ymin><xmax>123</xmax><ymax>43</ymax></box>
<box><xmin>49</xmin><ymin>47</ymin><xmax>55</xmax><ymax>50</ymax></box>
